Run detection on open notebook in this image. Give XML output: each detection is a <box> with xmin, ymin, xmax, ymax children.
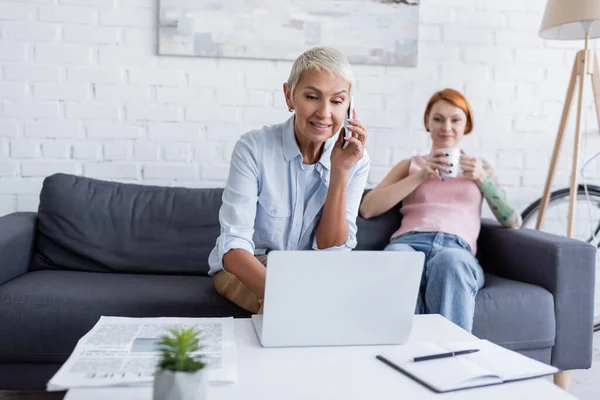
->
<box><xmin>377</xmin><ymin>339</ymin><xmax>558</xmax><ymax>393</ymax></box>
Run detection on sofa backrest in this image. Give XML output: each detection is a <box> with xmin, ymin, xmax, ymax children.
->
<box><xmin>31</xmin><ymin>174</ymin><xmax>402</xmax><ymax>276</ymax></box>
<box><xmin>31</xmin><ymin>174</ymin><xmax>222</xmax><ymax>276</ymax></box>
<box><xmin>355</xmin><ymin>191</ymin><xmax>403</xmax><ymax>251</ymax></box>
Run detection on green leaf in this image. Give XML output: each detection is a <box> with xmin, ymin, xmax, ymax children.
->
<box><xmin>156</xmin><ymin>328</ymin><xmax>206</xmax><ymax>372</ymax></box>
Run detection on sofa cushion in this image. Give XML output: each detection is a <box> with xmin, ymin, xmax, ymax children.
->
<box><xmin>31</xmin><ymin>173</ymin><xmax>223</xmax><ymax>276</ymax></box>
<box><xmin>0</xmin><ymin>270</ymin><xmax>250</xmax><ymax>363</ymax></box>
<box><xmin>473</xmin><ymin>273</ymin><xmax>556</xmax><ymax>351</ymax></box>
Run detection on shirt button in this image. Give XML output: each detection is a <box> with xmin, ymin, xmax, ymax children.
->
<box><xmin>270</xmin><ymin>207</ymin><xmax>276</xmax><ymax>214</ymax></box>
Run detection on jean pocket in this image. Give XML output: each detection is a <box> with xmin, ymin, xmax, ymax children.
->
<box><xmin>454</xmin><ymin>236</ymin><xmax>472</xmax><ymax>252</ymax></box>
<box><xmin>394</xmin><ymin>231</ymin><xmax>419</xmax><ymax>239</ymax></box>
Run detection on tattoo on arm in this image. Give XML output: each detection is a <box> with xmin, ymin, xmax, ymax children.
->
<box><xmin>478</xmin><ymin>160</ymin><xmax>522</xmax><ymax>228</ymax></box>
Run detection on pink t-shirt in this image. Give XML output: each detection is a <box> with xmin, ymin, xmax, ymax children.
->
<box><xmin>391</xmin><ymin>155</ymin><xmax>484</xmax><ymax>254</ymax></box>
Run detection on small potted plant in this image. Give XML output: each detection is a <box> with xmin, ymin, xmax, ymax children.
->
<box><xmin>154</xmin><ymin>328</ymin><xmax>208</xmax><ymax>400</ymax></box>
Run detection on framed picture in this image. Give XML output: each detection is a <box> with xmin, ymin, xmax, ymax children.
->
<box><xmin>158</xmin><ymin>0</ymin><xmax>419</xmax><ymax>67</ymax></box>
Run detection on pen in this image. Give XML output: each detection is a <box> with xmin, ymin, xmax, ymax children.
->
<box><xmin>413</xmin><ymin>349</ymin><xmax>479</xmax><ymax>362</ymax></box>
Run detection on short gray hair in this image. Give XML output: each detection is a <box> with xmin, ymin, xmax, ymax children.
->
<box><xmin>287</xmin><ymin>47</ymin><xmax>354</xmax><ymax>93</ymax></box>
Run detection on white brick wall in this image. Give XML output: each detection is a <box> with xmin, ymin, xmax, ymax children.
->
<box><xmin>41</xmin><ymin>140</ymin><xmax>70</xmax><ymax>159</ymax></box>
<box><xmin>2</xmin><ymin>23</ymin><xmax>58</xmax><ymax>42</ymax></box>
<box><xmin>67</xmin><ymin>66</ymin><xmax>122</xmax><ymax>83</ymax></box>
<box><xmin>0</xmin><ymin>42</ymin><xmax>27</xmax><ymax>62</ymax></box>
<box><xmin>4</xmin><ymin>65</ymin><xmax>61</xmax><ymax>83</ymax></box>
<box><xmin>1</xmin><ymin>0</ymin><xmax>600</xmax><ymax>226</ymax></box>
<box><xmin>0</xmin><ymin>3</ymin><xmax>33</xmax><ymax>21</ymax></box>
<box><xmin>72</xmin><ymin>142</ymin><xmax>100</xmax><ymax>160</ymax></box>
<box><xmin>25</xmin><ymin>121</ymin><xmax>84</xmax><ymax>138</ymax></box>
<box><xmin>63</xmin><ymin>26</ymin><xmax>118</xmax><ymax>44</ymax></box>
<box><xmin>34</xmin><ymin>43</ymin><xmax>92</xmax><ymax>65</ymax></box>
<box><xmin>33</xmin><ymin>83</ymin><xmax>90</xmax><ymax>101</ymax></box>
<box><xmin>38</xmin><ymin>5</ymin><xmax>98</xmax><ymax>24</ymax></box>
<box><xmin>0</xmin><ymin>120</ymin><xmax>20</xmax><ymax>137</ymax></box>
<box><xmin>0</xmin><ymin>83</ymin><xmax>27</xmax><ymax>100</ymax></box>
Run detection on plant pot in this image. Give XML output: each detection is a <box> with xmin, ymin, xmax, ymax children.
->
<box><xmin>153</xmin><ymin>369</ymin><xmax>208</xmax><ymax>400</ymax></box>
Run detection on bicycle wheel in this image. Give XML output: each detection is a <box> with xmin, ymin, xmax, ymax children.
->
<box><xmin>521</xmin><ymin>185</ymin><xmax>600</xmax><ymax>331</ymax></box>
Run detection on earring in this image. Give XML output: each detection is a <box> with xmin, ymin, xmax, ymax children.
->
<box><xmin>288</xmin><ymin>108</ymin><xmax>294</xmax><ymax>112</ymax></box>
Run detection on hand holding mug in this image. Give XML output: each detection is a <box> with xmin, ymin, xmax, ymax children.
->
<box><xmin>420</xmin><ymin>149</ymin><xmax>452</xmax><ymax>181</ymax></box>
<box><xmin>459</xmin><ymin>150</ymin><xmax>486</xmax><ymax>183</ymax></box>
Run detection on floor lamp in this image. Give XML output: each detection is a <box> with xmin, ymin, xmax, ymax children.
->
<box><xmin>536</xmin><ymin>1</ymin><xmax>600</xmax><ymax>390</ymax></box>
<box><xmin>536</xmin><ymin>0</ymin><xmax>600</xmax><ymax>238</ymax></box>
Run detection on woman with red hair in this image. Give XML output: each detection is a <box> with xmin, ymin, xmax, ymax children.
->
<box><xmin>360</xmin><ymin>88</ymin><xmax>521</xmax><ymax>332</ymax></box>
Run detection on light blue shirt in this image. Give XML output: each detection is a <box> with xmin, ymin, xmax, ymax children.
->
<box><xmin>301</xmin><ymin>163</ymin><xmax>321</xmax><ymax>211</ymax></box>
<box><xmin>208</xmin><ymin>116</ymin><xmax>371</xmax><ymax>275</ymax></box>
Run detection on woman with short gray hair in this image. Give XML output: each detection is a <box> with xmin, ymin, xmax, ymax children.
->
<box><xmin>208</xmin><ymin>46</ymin><xmax>370</xmax><ymax>313</ymax></box>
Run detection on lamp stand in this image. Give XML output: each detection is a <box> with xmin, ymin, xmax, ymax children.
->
<box><xmin>536</xmin><ymin>33</ymin><xmax>600</xmax><ymax>236</ymax></box>
<box><xmin>534</xmin><ymin>32</ymin><xmax>600</xmax><ymax>391</ymax></box>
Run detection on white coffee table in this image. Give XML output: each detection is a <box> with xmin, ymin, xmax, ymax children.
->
<box><xmin>64</xmin><ymin>315</ymin><xmax>577</xmax><ymax>400</ymax></box>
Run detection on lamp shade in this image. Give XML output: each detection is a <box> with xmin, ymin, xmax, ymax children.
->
<box><xmin>540</xmin><ymin>0</ymin><xmax>600</xmax><ymax>40</ymax></box>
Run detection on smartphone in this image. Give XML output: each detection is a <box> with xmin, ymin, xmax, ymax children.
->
<box><xmin>343</xmin><ymin>96</ymin><xmax>354</xmax><ymax>149</ymax></box>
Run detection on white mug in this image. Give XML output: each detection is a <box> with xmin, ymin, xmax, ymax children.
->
<box><xmin>439</xmin><ymin>148</ymin><xmax>461</xmax><ymax>179</ymax></box>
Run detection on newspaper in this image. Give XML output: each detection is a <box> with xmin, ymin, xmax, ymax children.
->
<box><xmin>47</xmin><ymin>316</ymin><xmax>236</xmax><ymax>391</ymax></box>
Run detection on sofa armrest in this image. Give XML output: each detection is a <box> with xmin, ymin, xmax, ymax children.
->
<box><xmin>477</xmin><ymin>218</ymin><xmax>596</xmax><ymax>370</ymax></box>
<box><xmin>0</xmin><ymin>212</ymin><xmax>37</xmax><ymax>286</ymax></box>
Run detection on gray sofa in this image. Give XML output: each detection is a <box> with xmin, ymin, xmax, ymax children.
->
<box><xmin>0</xmin><ymin>173</ymin><xmax>595</xmax><ymax>390</ymax></box>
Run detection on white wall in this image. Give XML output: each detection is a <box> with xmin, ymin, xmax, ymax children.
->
<box><xmin>1</xmin><ymin>0</ymin><xmax>600</xmax><ymax>218</ymax></box>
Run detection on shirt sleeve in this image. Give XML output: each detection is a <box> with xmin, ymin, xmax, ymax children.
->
<box><xmin>210</xmin><ymin>133</ymin><xmax>260</xmax><ymax>271</ymax></box>
<box><xmin>312</xmin><ymin>150</ymin><xmax>371</xmax><ymax>251</ymax></box>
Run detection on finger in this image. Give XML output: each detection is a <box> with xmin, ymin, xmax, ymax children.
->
<box><xmin>352</xmin><ymin>108</ymin><xmax>357</xmax><ymax>120</ymax></box>
<box><xmin>347</xmin><ymin>123</ymin><xmax>366</xmax><ymax>134</ymax></box>
<box><xmin>348</xmin><ymin>119</ymin><xmax>365</xmax><ymax>131</ymax></box>
<box><xmin>433</xmin><ymin>155</ymin><xmax>449</xmax><ymax>162</ymax></box>
<box><xmin>433</xmin><ymin>153</ymin><xmax>452</xmax><ymax>163</ymax></box>
<box><xmin>436</xmin><ymin>162</ymin><xmax>451</xmax><ymax>171</ymax></box>
<box><xmin>348</xmin><ymin>126</ymin><xmax>367</xmax><ymax>142</ymax></box>
<box><xmin>432</xmin><ymin>156</ymin><xmax>451</xmax><ymax>166</ymax></box>
<box><xmin>428</xmin><ymin>160</ymin><xmax>449</xmax><ymax>170</ymax></box>
<box><xmin>344</xmin><ymin>136</ymin><xmax>363</xmax><ymax>151</ymax></box>
<box><xmin>345</xmin><ymin>136</ymin><xmax>361</xmax><ymax>146</ymax></box>
<box><xmin>425</xmin><ymin>167</ymin><xmax>437</xmax><ymax>177</ymax></box>
<box><xmin>348</xmin><ymin>126</ymin><xmax>367</xmax><ymax>141</ymax></box>
<box><xmin>431</xmin><ymin>163</ymin><xmax>450</xmax><ymax>172</ymax></box>
<box><xmin>430</xmin><ymin>168</ymin><xmax>442</xmax><ymax>180</ymax></box>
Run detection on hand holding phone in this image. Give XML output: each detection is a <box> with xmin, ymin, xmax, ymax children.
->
<box><xmin>343</xmin><ymin>96</ymin><xmax>354</xmax><ymax>149</ymax></box>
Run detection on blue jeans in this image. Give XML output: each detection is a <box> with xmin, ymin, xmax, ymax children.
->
<box><xmin>384</xmin><ymin>231</ymin><xmax>485</xmax><ymax>332</ymax></box>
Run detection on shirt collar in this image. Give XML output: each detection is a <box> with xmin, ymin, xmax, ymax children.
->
<box><xmin>281</xmin><ymin>115</ymin><xmax>335</xmax><ymax>171</ymax></box>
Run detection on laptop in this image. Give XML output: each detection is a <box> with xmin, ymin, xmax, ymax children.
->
<box><xmin>252</xmin><ymin>250</ymin><xmax>425</xmax><ymax>347</ymax></box>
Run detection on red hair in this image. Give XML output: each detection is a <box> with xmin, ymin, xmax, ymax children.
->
<box><xmin>423</xmin><ymin>89</ymin><xmax>474</xmax><ymax>134</ymax></box>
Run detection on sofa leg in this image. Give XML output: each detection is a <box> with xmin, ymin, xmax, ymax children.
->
<box><xmin>554</xmin><ymin>370</ymin><xmax>570</xmax><ymax>390</ymax></box>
